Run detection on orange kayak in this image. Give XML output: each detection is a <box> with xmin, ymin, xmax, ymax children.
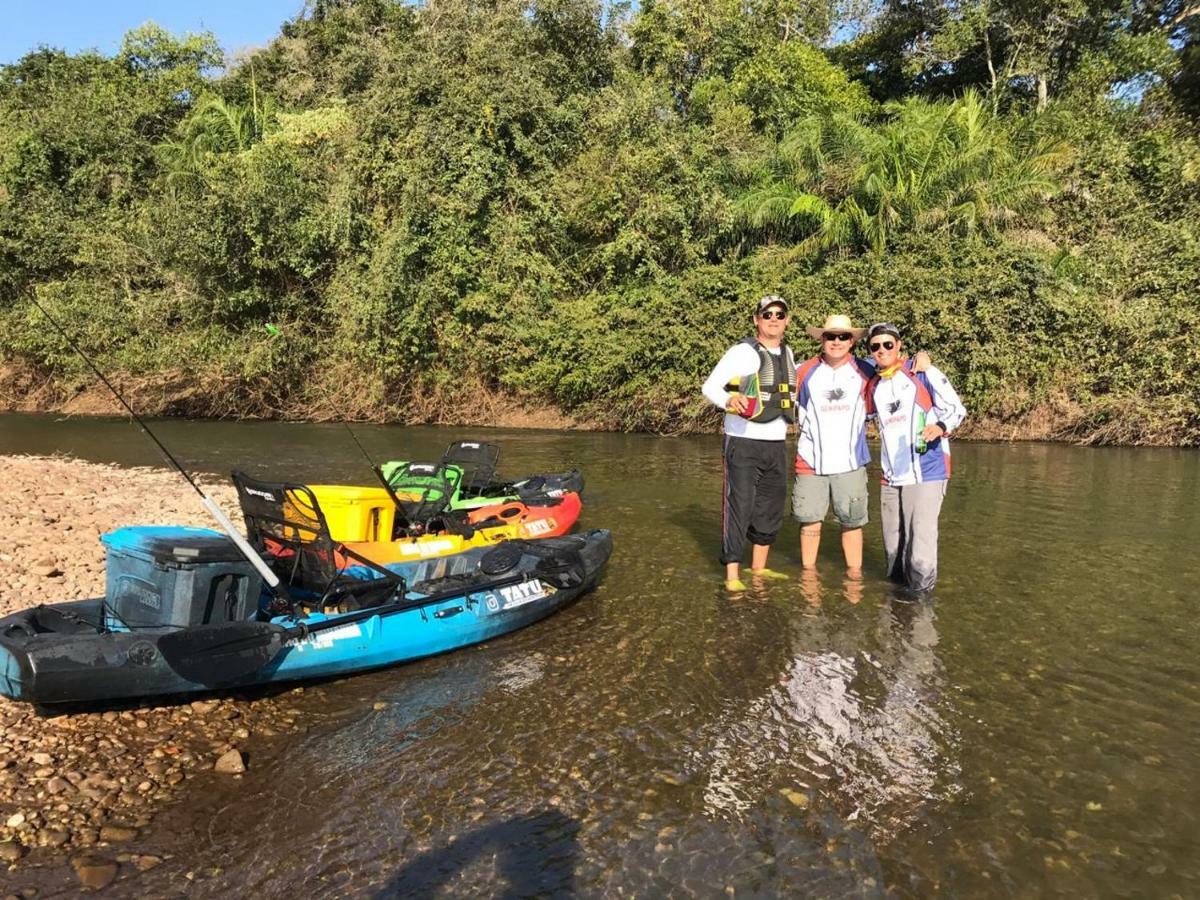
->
<box><xmin>339</xmin><ymin>492</ymin><xmax>582</xmax><ymax>565</ymax></box>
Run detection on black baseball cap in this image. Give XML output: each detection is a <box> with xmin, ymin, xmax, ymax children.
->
<box><xmin>755</xmin><ymin>295</ymin><xmax>789</xmax><ymax>315</ymax></box>
<box><xmin>867</xmin><ymin>322</ymin><xmax>901</xmax><ymax>341</ymax></box>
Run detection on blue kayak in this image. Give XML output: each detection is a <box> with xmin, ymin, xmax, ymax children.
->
<box><xmin>0</xmin><ymin>527</ymin><xmax>612</xmax><ymax>705</ymax></box>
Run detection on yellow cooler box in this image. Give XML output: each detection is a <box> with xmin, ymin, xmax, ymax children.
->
<box><xmin>306</xmin><ymin>485</ymin><xmax>396</xmax><ymax>542</ymax></box>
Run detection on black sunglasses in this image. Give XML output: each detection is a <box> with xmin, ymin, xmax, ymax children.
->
<box><xmin>869</xmin><ymin>340</ymin><xmax>896</xmax><ymax>352</ymax></box>
<box><xmin>823</xmin><ymin>332</ymin><xmax>853</xmax><ymax>342</ymax></box>
<box><xmin>759</xmin><ymin>310</ymin><xmax>787</xmax><ymax>320</ymax></box>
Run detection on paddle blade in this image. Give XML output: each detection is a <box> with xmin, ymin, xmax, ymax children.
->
<box><xmin>158</xmin><ymin>621</ymin><xmax>287</xmax><ymax>686</ymax></box>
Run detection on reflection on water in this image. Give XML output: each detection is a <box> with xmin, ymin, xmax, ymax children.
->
<box><xmin>1</xmin><ymin>413</ymin><xmax>1198</xmax><ymax>897</ymax></box>
<box><xmin>698</xmin><ymin>596</ymin><xmax>958</xmax><ymax>844</ymax></box>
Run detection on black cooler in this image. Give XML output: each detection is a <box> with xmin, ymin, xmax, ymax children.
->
<box><xmin>100</xmin><ymin>526</ymin><xmax>265</xmax><ymax>630</ymax></box>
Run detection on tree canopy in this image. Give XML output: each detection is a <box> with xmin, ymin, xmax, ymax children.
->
<box><xmin>1</xmin><ymin>0</ymin><xmax>1197</xmax><ymax>444</ymax></box>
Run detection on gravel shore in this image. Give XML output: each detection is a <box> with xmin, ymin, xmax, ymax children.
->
<box><xmin>0</xmin><ymin>455</ymin><xmax>307</xmax><ymax>890</ymax></box>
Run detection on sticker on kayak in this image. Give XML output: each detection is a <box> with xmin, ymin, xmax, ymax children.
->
<box><xmin>285</xmin><ymin>623</ymin><xmax>363</xmax><ymax>651</ymax></box>
<box><xmin>399</xmin><ymin>539</ymin><xmax>456</xmax><ymax>557</ymax></box>
<box><xmin>522</xmin><ymin>519</ymin><xmax>557</xmax><ymax>536</ymax></box>
<box><xmin>484</xmin><ymin>579</ymin><xmax>546</xmax><ymax>612</ymax></box>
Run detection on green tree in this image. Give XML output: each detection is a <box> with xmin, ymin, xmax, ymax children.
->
<box><xmin>736</xmin><ymin>91</ymin><xmax>1069</xmax><ymax>255</ymax></box>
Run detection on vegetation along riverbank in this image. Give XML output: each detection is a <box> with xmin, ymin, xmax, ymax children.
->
<box><xmin>2</xmin><ymin>3</ymin><xmax>1198</xmax><ymax>446</ymax></box>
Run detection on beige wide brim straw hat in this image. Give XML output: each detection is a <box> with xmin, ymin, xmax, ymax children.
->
<box><xmin>805</xmin><ymin>314</ymin><xmax>868</xmax><ymax>341</ymax></box>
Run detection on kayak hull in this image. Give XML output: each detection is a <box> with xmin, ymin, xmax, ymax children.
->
<box><xmin>0</xmin><ymin>531</ymin><xmax>612</xmax><ymax>705</ymax></box>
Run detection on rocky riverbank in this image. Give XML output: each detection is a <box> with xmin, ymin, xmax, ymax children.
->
<box><xmin>0</xmin><ymin>455</ymin><xmax>307</xmax><ymax>892</ymax></box>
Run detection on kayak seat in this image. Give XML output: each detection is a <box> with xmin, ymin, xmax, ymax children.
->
<box><xmin>441</xmin><ymin>441</ymin><xmax>500</xmax><ymax>497</ymax></box>
<box><xmin>231</xmin><ymin>470</ymin><xmax>405</xmax><ymax>609</ymax></box>
<box><xmin>376</xmin><ymin>462</ymin><xmax>461</xmax><ymax>537</ymax></box>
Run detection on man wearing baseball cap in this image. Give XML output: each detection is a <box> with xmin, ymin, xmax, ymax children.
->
<box><xmin>864</xmin><ymin>322</ymin><xmax>966</xmax><ymax>593</ymax></box>
<box><xmin>702</xmin><ymin>295</ymin><xmax>798</xmax><ymax>590</ymax></box>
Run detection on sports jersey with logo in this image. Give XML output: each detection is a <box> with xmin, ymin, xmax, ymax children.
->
<box><xmin>866</xmin><ymin>362</ymin><xmax>967</xmax><ymax>485</ymax></box>
<box><xmin>793</xmin><ymin>357</ymin><xmax>875</xmax><ymax>475</ymax></box>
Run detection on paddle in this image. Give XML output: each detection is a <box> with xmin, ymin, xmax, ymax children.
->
<box><xmin>157</xmin><ymin>569</ymin><xmax>539</xmax><ymax>686</ymax></box>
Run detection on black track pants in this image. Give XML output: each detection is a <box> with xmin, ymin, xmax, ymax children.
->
<box><xmin>721</xmin><ymin>436</ymin><xmax>788</xmax><ymax>565</ymax></box>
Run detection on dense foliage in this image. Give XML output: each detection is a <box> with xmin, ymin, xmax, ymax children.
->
<box><xmin>1</xmin><ymin>0</ymin><xmax>1197</xmax><ymax>444</ymax></box>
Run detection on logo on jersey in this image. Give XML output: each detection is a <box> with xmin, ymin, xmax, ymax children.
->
<box><xmin>825</xmin><ymin>388</ymin><xmax>845</xmax><ymax>401</ymax></box>
<box><xmin>887</xmin><ymin>399</ymin><xmax>902</xmax><ymax>414</ymax></box>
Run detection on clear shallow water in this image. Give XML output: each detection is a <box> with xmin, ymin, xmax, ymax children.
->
<box><xmin>2</xmin><ymin>414</ymin><xmax>1197</xmax><ymax>897</ymax></box>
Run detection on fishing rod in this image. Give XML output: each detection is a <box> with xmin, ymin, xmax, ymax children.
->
<box><xmin>344</xmin><ymin>422</ymin><xmax>382</xmax><ymax>479</ymax></box>
<box><xmin>28</xmin><ymin>294</ymin><xmax>285</xmax><ymax>595</ymax></box>
<box><xmin>343</xmin><ymin>423</ymin><xmax>434</xmax><ymax>535</ymax></box>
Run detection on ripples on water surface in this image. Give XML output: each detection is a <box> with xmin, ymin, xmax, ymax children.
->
<box><xmin>2</xmin><ymin>415</ymin><xmax>1197</xmax><ymax>897</ymax></box>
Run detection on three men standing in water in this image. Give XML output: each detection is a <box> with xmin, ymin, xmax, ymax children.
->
<box><xmin>703</xmin><ymin>298</ymin><xmax>963</xmax><ymax>594</ymax></box>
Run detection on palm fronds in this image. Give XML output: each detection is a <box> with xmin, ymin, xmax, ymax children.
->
<box><xmin>735</xmin><ymin>89</ymin><xmax>1070</xmax><ymax>257</ymax></box>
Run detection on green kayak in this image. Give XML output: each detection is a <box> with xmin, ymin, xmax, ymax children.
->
<box><xmin>380</xmin><ymin>441</ymin><xmax>584</xmax><ymax>512</ymax></box>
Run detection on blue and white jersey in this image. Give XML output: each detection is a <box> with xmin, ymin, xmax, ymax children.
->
<box><xmin>867</xmin><ymin>363</ymin><xmax>967</xmax><ymax>485</ymax></box>
<box><xmin>793</xmin><ymin>357</ymin><xmax>875</xmax><ymax>475</ymax></box>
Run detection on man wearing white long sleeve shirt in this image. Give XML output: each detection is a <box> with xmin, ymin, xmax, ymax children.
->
<box><xmin>701</xmin><ymin>296</ymin><xmax>797</xmax><ymax>591</ymax></box>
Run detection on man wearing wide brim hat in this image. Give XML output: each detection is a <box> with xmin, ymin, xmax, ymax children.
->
<box><xmin>803</xmin><ymin>314</ymin><xmax>867</xmax><ymax>343</ymax></box>
<box><xmin>701</xmin><ymin>295</ymin><xmax>799</xmax><ymax>591</ymax></box>
<box><xmin>790</xmin><ymin>314</ymin><xmax>878</xmax><ymax>576</ymax></box>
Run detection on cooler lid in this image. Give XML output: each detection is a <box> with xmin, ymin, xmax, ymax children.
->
<box><xmin>101</xmin><ymin>526</ymin><xmax>249</xmax><ymax>565</ymax></box>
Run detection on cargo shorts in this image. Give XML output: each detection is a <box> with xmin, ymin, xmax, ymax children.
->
<box><xmin>792</xmin><ymin>467</ymin><xmax>869</xmax><ymax>528</ymax></box>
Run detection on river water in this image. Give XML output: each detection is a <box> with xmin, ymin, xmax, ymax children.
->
<box><xmin>2</xmin><ymin>414</ymin><xmax>1197</xmax><ymax>897</ymax></box>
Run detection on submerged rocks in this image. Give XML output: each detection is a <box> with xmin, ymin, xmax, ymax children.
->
<box><xmin>0</xmin><ymin>840</ymin><xmax>24</xmax><ymax>862</ymax></box>
<box><xmin>71</xmin><ymin>855</ymin><xmax>118</xmax><ymax>891</ymax></box>
<box><xmin>98</xmin><ymin>825</ymin><xmax>139</xmax><ymax>843</ymax></box>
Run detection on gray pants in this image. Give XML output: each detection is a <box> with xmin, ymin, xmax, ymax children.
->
<box><xmin>880</xmin><ymin>481</ymin><xmax>947</xmax><ymax>592</ymax></box>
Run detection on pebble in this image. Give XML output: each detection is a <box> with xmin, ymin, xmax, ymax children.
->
<box><xmin>781</xmin><ymin>788</ymin><xmax>811</xmax><ymax>808</ymax></box>
<box><xmin>71</xmin><ymin>855</ymin><xmax>119</xmax><ymax>891</ymax></box>
<box><xmin>99</xmin><ymin>825</ymin><xmax>139</xmax><ymax>843</ymax></box>
<box><xmin>0</xmin><ymin>456</ymin><xmax>306</xmax><ymax>861</ymax></box>
<box><xmin>30</xmin><ymin>559</ymin><xmax>62</xmax><ymax>578</ymax></box>
<box><xmin>39</xmin><ymin>828</ymin><xmax>69</xmax><ymax>847</ymax></box>
<box><xmin>214</xmin><ymin>749</ymin><xmax>246</xmax><ymax>774</ymax></box>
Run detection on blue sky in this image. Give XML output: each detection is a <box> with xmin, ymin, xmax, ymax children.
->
<box><xmin>2</xmin><ymin>1</ymin><xmax>306</xmax><ymax>65</ymax></box>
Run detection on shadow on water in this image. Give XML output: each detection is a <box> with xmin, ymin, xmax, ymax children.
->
<box><xmin>373</xmin><ymin>810</ymin><xmax>581</xmax><ymax>898</ymax></box>
<box><xmin>667</xmin><ymin>502</ymin><xmax>720</xmax><ymax>560</ymax></box>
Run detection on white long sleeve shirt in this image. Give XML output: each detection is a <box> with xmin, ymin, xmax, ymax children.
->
<box><xmin>868</xmin><ymin>363</ymin><xmax>967</xmax><ymax>485</ymax></box>
<box><xmin>702</xmin><ymin>342</ymin><xmax>790</xmax><ymax>441</ymax></box>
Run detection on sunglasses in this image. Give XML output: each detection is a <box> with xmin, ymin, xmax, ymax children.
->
<box><xmin>823</xmin><ymin>332</ymin><xmax>853</xmax><ymax>342</ymax></box>
<box><xmin>869</xmin><ymin>340</ymin><xmax>896</xmax><ymax>352</ymax></box>
<box><xmin>759</xmin><ymin>310</ymin><xmax>787</xmax><ymax>320</ymax></box>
